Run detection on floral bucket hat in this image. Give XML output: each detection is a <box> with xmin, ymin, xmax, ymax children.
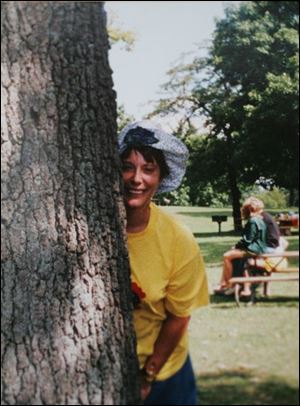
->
<box><xmin>118</xmin><ymin>120</ymin><xmax>189</xmax><ymax>194</ymax></box>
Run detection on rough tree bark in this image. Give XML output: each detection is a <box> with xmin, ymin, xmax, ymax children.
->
<box><xmin>1</xmin><ymin>2</ymin><xmax>140</xmax><ymax>405</ymax></box>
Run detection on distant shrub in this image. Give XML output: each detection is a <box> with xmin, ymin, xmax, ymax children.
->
<box><xmin>254</xmin><ymin>187</ymin><xmax>289</xmax><ymax>209</ymax></box>
<box><xmin>156</xmin><ymin>181</ymin><xmax>191</xmax><ymax>206</ymax></box>
<box><xmin>190</xmin><ymin>184</ymin><xmax>231</xmax><ymax>208</ymax></box>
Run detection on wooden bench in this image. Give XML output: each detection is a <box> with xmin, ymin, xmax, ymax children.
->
<box><xmin>229</xmin><ymin>251</ymin><xmax>299</xmax><ymax>306</ymax></box>
<box><xmin>229</xmin><ymin>275</ymin><xmax>299</xmax><ymax>306</ymax></box>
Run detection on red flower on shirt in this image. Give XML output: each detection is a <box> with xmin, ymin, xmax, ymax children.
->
<box><xmin>131</xmin><ymin>281</ymin><xmax>146</xmax><ymax>308</ymax></box>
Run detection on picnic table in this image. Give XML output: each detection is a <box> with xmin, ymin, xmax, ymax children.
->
<box><xmin>229</xmin><ymin>251</ymin><xmax>299</xmax><ymax>306</ymax></box>
<box><xmin>276</xmin><ymin>214</ymin><xmax>299</xmax><ymax>236</ymax></box>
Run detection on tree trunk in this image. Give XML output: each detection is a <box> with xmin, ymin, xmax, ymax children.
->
<box><xmin>224</xmin><ymin>132</ymin><xmax>242</xmax><ymax>232</ymax></box>
<box><xmin>1</xmin><ymin>2</ymin><xmax>140</xmax><ymax>405</ymax></box>
<box><xmin>227</xmin><ymin>165</ymin><xmax>243</xmax><ymax>232</ymax></box>
<box><xmin>288</xmin><ymin>187</ymin><xmax>298</xmax><ymax>207</ymax></box>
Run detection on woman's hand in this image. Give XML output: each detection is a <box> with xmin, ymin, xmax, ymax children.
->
<box><xmin>139</xmin><ymin>367</ymin><xmax>155</xmax><ymax>401</ymax></box>
<box><xmin>140</xmin><ymin>380</ymin><xmax>152</xmax><ymax>401</ymax></box>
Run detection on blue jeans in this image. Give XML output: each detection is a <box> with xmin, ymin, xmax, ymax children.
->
<box><xmin>144</xmin><ymin>355</ymin><xmax>198</xmax><ymax>405</ymax></box>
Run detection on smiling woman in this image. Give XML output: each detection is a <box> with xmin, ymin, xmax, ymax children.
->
<box><xmin>118</xmin><ymin>120</ymin><xmax>209</xmax><ymax>405</ymax></box>
<box><xmin>121</xmin><ymin>141</ymin><xmax>170</xmax><ymax>216</ymax></box>
<box><xmin>121</xmin><ymin>148</ymin><xmax>162</xmax><ymax>226</ymax></box>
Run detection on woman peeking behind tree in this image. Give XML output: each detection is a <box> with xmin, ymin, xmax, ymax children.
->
<box><xmin>118</xmin><ymin>120</ymin><xmax>209</xmax><ymax>405</ymax></box>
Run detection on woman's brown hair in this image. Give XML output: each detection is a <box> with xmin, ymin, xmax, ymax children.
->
<box><xmin>121</xmin><ymin>146</ymin><xmax>170</xmax><ymax>180</ymax></box>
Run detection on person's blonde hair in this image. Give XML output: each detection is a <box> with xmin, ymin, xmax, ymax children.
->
<box><xmin>241</xmin><ymin>196</ymin><xmax>264</xmax><ymax>219</ymax></box>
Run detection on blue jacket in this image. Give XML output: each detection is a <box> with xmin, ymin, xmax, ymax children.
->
<box><xmin>235</xmin><ymin>216</ymin><xmax>267</xmax><ymax>254</ymax></box>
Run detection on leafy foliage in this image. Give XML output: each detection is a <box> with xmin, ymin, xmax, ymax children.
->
<box><xmin>212</xmin><ymin>1</ymin><xmax>299</xmax><ymax>190</ymax></box>
<box><xmin>155</xmin><ymin>179</ymin><xmax>191</xmax><ymax>206</ymax></box>
<box><xmin>242</xmin><ymin>186</ymin><xmax>289</xmax><ymax>210</ymax></box>
<box><xmin>106</xmin><ymin>9</ymin><xmax>136</xmax><ymax>51</ymax></box>
<box><xmin>117</xmin><ymin>104</ymin><xmax>135</xmax><ymax>132</ymax></box>
<box><xmin>148</xmin><ymin>1</ymin><xmax>298</xmax><ymax>219</ymax></box>
<box><xmin>254</xmin><ymin>187</ymin><xmax>289</xmax><ymax>209</ymax></box>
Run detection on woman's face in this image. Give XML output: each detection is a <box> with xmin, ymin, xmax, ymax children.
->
<box><xmin>122</xmin><ymin>149</ymin><xmax>161</xmax><ymax>210</ymax></box>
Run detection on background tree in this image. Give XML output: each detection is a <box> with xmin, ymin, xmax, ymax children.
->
<box><xmin>106</xmin><ymin>7</ymin><xmax>137</xmax><ymax>138</ymax></box>
<box><xmin>117</xmin><ymin>104</ymin><xmax>136</xmax><ymax>132</ymax></box>
<box><xmin>149</xmin><ymin>1</ymin><xmax>299</xmax><ymax>229</ymax></box>
<box><xmin>107</xmin><ymin>9</ymin><xmax>136</xmax><ymax>51</ymax></box>
<box><xmin>213</xmin><ymin>0</ymin><xmax>299</xmax><ymax>204</ymax></box>
<box><xmin>1</xmin><ymin>2</ymin><xmax>140</xmax><ymax>405</ymax></box>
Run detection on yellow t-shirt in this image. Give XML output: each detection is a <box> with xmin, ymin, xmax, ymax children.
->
<box><xmin>127</xmin><ymin>203</ymin><xmax>209</xmax><ymax>381</ymax></box>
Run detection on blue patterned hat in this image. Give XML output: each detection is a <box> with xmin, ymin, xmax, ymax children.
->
<box><xmin>118</xmin><ymin>120</ymin><xmax>189</xmax><ymax>194</ymax></box>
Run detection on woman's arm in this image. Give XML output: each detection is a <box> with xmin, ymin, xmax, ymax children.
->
<box><xmin>145</xmin><ymin>311</ymin><xmax>190</xmax><ymax>374</ymax></box>
<box><xmin>140</xmin><ymin>311</ymin><xmax>190</xmax><ymax>399</ymax></box>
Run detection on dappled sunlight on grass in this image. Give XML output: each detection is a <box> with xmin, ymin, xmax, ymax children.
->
<box><xmin>196</xmin><ymin>369</ymin><xmax>299</xmax><ymax>405</ymax></box>
<box><xmin>198</xmin><ymin>241</ymin><xmax>233</xmax><ymax>266</ymax></box>
<box><xmin>163</xmin><ymin>206</ymin><xmax>299</xmax><ymax>405</ymax></box>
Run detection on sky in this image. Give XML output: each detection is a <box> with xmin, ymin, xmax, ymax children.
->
<box><xmin>105</xmin><ymin>1</ymin><xmax>230</xmax><ymax>122</ymax></box>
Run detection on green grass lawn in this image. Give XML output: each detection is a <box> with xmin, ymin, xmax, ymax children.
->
<box><xmin>163</xmin><ymin>206</ymin><xmax>299</xmax><ymax>405</ymax></box>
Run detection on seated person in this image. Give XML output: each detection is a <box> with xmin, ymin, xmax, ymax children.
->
<box><xmin>214</xmin><ymin>197</ymin><xmax>267</xmax><ymax>294</ymax></box>
<box><xmin>232</xmin><ymin>198</ymin><xmax>288</xmax><ymax>278</ymax></box>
